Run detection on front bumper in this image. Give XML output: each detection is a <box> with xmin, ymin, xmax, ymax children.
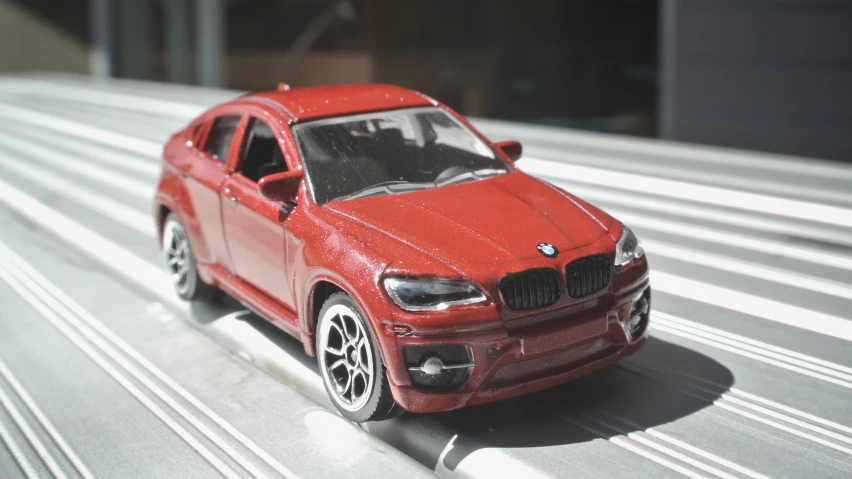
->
<box><xmin>385</xmin><ymin>270</ymin><xmax>650</xmax><ymax>414</ymax></box>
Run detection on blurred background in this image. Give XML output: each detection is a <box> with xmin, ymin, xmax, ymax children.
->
<box><xmin>1</xmin><ymin>4</ymin><xmax>852</xmax><ymax>478</ymax></box>
<box><xmin>0</xmin><ymin>0</ymin><xmax>850</xmax><ymax>161</ymax></box>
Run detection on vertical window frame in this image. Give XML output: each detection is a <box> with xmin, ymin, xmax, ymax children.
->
<box><xmin>202</xmin><ymin>114</ymin><xmax>243</xmax><ymax>163</ymax></box>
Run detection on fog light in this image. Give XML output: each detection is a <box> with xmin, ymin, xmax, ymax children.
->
<box><xmin>628</xmin><ymin>314</ymin><xmax>643</xmax><ymax>334</ymax></box>
<box><xmin>417</xmin><ymin>356</ymin><xmax>446</xmax><ymax>375</ymax></box>
<box><xmin>403</xmin><ymin>345</ymin><xmax>473</xmax><ymax>390</ymax></box>
<box><xmin>627</xmin><ymin>288</ymin><xmax>651</xmax><ymax>338</ymax></box>
<box><xmin>409</xmin><ymin>355</ymin><xmax>473</xmax><ymax>375</ymax></box>
<box><xmin>629</xmin><ymin>298</ymin><xmax>648</xmax><ymax>331</ymax></box>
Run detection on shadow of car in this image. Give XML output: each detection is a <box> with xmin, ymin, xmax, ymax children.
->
<box><xmin>183</xmin><ymin>295</ymin><xmax>732</xmax><ymax>473</ymax></box>
<box><xmin>424</xmin><ymin>337</ymin><xmax>733</xmax><ymax>471</ymax></box>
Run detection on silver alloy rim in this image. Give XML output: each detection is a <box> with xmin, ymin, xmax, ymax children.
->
<box><xmin>163</xmin><ymin>220</ymin><xmax>191</xmax><ymax>295</ymax></box>
<box><xmin>318</xmin><ymin>304</ymin><xmax>375</xmax><ymax>412</ymax></box>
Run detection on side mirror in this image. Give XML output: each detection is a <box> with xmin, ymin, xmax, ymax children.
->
<box><xmin>258</xmin><ymin>170</ymin><xmax>303</xmax><ymax>202</ymax></box>
<box><xmin>494</xmin><ymin>140</ymin><xmax>522</xmax><ymax>162</ymax></box>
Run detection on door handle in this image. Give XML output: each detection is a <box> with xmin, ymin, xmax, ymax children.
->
<box><xmin>280</xmin><ymin>199</ymin><xmax>298</xmax><ymax>215</ymax></box>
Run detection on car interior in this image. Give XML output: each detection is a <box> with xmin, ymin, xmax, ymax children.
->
<box><xmin>203</xmin><ymin>115</ymin><xmax>242</xmax><ymax>161</ymax></box>
<box><xmin>239</xmin><ymin>118</ymin><xmax>288</xmax><ymax>182</ymax></box>
<box><xmin>296</xmin><ymin>112</ymin><xmax>505</xmax><ymax>204</ymax></box>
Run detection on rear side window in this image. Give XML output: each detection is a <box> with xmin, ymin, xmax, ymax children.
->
<box><xmin>203</xmin><ymin>115</ymin><xmax>241</xmax><ymax>161</ymax></box>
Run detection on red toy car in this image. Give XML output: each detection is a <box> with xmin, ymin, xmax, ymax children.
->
<box><xmin>154</xmin><ymin>83</ymin><xmax>650</xmax><ymax>422</ymax></box>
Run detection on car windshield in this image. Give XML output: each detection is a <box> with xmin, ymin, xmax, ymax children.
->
<box><xmin>292</xmin><ymin>107</ymin><xmax>509</xmax><ymax>204</ymax></box>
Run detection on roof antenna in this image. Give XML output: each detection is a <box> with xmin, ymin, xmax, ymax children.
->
<box><xmin>277</xmin><ymin>82</ymin><xmax>291</xmax><ymax>92</ymax></box>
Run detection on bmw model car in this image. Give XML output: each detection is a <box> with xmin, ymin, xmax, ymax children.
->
<box><xmin>153</xmin><ymin>83</ymin><xmax>650</xmax><ymax>422</ymax></box>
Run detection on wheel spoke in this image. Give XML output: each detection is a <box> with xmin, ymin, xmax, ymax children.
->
<box><xmin>339</xmin><ymin>375</ymin><xmax>352</xmax><ymax>397</ymax></box>
<box><xmin>347</xmin><ymin>315</ymin><xmax>361</xmax><ymax>342</ymax></box>
<box><xmin>351</xmin><ymin>369</ymin><xmax>367</xmax><ymax>402</ymax></box>
<box><xmin>328</xmin><ymin>322</ymin><xmax>345</xmax><ymax>342</ymax></box>
<box><xmin>329</xmin><ymin>358</ymin><xmax>347</xmax><ymax>371</ymax></box>
<box><xmin>325</xmin><ymin>343</ymin><xmax>345</xmax><ymax>356</ymax></box>
<box><xmin>337</xmin><ymin>367</ymin><xmax>353</xmax><ymax>397</ymax></box>
<box><xmin>357</xmin><ymin>338</ymin><xmax>371</xmax><ymax>371</ymax></box>
<box><xmin>337</xmin><ymin>314</ymin><xmax>353</xmax><ymax>341</ymax></box>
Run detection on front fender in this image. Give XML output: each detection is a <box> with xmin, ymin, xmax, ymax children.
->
<box><xmin>294</xmin><ymin>208</ymin><xmax>393</xmax><ymax>352</ymax></box>
<box><xmin>154</xmin><ymin>166</ymin><xmax>215</xmax><ymax>283</ymax></box>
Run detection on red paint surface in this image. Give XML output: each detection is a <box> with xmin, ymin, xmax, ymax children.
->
<box><xmin>154</xmin><ymin>83</ymin><xmax>650</xmax><ymax>413</ymax></box>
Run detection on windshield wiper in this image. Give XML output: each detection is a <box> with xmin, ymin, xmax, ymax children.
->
<box><xmin>436</xmin><ymin>168</ymin><xmax>507</xmax><ymax>187</ymax></box>
<box><xmin>329</xmin><ymin>169</ymin><xmax>506</xmax><ymax>203</ymax></box>
<box><xmin>330</xmin><ymin>180</ymin><xmax>431</xmax><ymax>202</ymax></box>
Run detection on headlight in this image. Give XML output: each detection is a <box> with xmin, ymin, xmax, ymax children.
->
<box><xmin>614</xmin><ymin>226</ymin><xmax>644</xmax><ymax>267</ymax></box>
<box><xmin>383</xmin><ymin>276</ymin><xmax>487</xmax><ymax>312</ymax></box>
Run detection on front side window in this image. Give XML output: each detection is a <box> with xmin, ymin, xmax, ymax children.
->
<box><xmin>238</xmin><ymin>118</ymin><xmax>288</xmax><ymax>182</ymax></box>
<box><xmin>293</xmin><ymin>107</ymin><xmax>508</xmax><ymax>205</ymax></box>
<box><xmin>203</xmin><ymin>115</ymin><xmax>241</xmax><ymax>162</ymax></box>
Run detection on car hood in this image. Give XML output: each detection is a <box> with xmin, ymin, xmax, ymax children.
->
<box><xmin>322</xmin><ymin>172</ymin><xmax>615</xmax><ymax>269</ymax></box>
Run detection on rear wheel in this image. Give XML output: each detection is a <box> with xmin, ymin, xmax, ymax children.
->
<box><xmin>316</xmin><ymin>292</ymin><xmax>399</xmax><ymax>422</ymax></box>
<box><xmin>162</xmin><ymin>213</ymin><xmax>219</xmax><ymax>301</ymax></box>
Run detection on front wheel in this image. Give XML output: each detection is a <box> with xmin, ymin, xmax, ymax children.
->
<box><xmin>316</xmin><ymin>292</ymin><xmax>399</xmax><ymax>422</ymax></box>
<box><xmin>162</xmin><ymin>213</ymin><xmax>219</xmax><ymax>301</ymax></box>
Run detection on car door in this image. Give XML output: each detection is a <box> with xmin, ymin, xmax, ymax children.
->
<box><xmin>182</xmin><ymin>113</ymin><xmax>243</xmax><ymax>270</ymax></box>
<box><xmin>220</xmin><ymin>115</ymin><xmax>297</xmax><ymax>311</ymax></box>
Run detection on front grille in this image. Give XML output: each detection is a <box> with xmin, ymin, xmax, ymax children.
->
<box><xmin>499</xmin><ymin>268</ymin><xmax>561</xmax><ymax>311</ymax></box>
<box><xmin>565</xmin><ymin>254</ymin><xmax>611</xmax><ymax>298</ymax></box>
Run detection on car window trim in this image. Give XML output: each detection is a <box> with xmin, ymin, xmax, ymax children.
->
<box><xmin>292</xmin><ymin>106</ymin><xmax>439</xmax><ymax>130</ymax></box>
<box><xmin>194</xmin><ymin>119</ymin><xmax>213</xmax><ymax>153</ymax></box>
<box><xmin>222</xmin><ymin>114</ymin><xmax>250</xmax><ymax>169</ymax></box>
<box><xmin>234</xmin><ymin>115</ymin><xmax>290</xmax><ymax>180</ymax></box>
<box><xmin>291</xmin><ymin>106</ymin><xmax>508</xmax><ymax>206</ymax></box>
<box><xmin>186</xmin><ymin>120</ymin><xmax>205</xmax><ymax>149</ymax></box>
<box><xmin>201</xmin><ymin>113</ymin><xmax>245</xmax><ymax>163</ymax></box>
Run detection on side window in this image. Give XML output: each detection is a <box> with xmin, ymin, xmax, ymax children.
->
<box><xmin>238</xmin><ymin>117</ymin><xmax>288</xmax><ymax>182</ymax></box>
<box><xmin>202</xmin><ymin>115</ymin><xmax>241</xmax><ymax>161</ymax></box>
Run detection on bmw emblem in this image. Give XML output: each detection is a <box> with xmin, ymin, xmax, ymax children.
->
<box><xmin>537</xmin><ymin>243</ymin><xmax>558</xmax><ymax>258</ymax></box>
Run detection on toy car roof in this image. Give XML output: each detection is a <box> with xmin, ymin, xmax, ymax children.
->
<box><xmin>243</xmin><ymin>83</ymin><xmax>437</xmax><ymax>123</ymax></box>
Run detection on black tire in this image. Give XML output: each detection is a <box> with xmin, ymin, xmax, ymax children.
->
<box><xmin>162</xmin><ymin>213</ymin><xmax>219</xmax><ymax>301</ymax></box>
<box><xmin>316</xmin><ymin>292</ymin><xmax>400</xmax><ymax>422</ymax></box>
